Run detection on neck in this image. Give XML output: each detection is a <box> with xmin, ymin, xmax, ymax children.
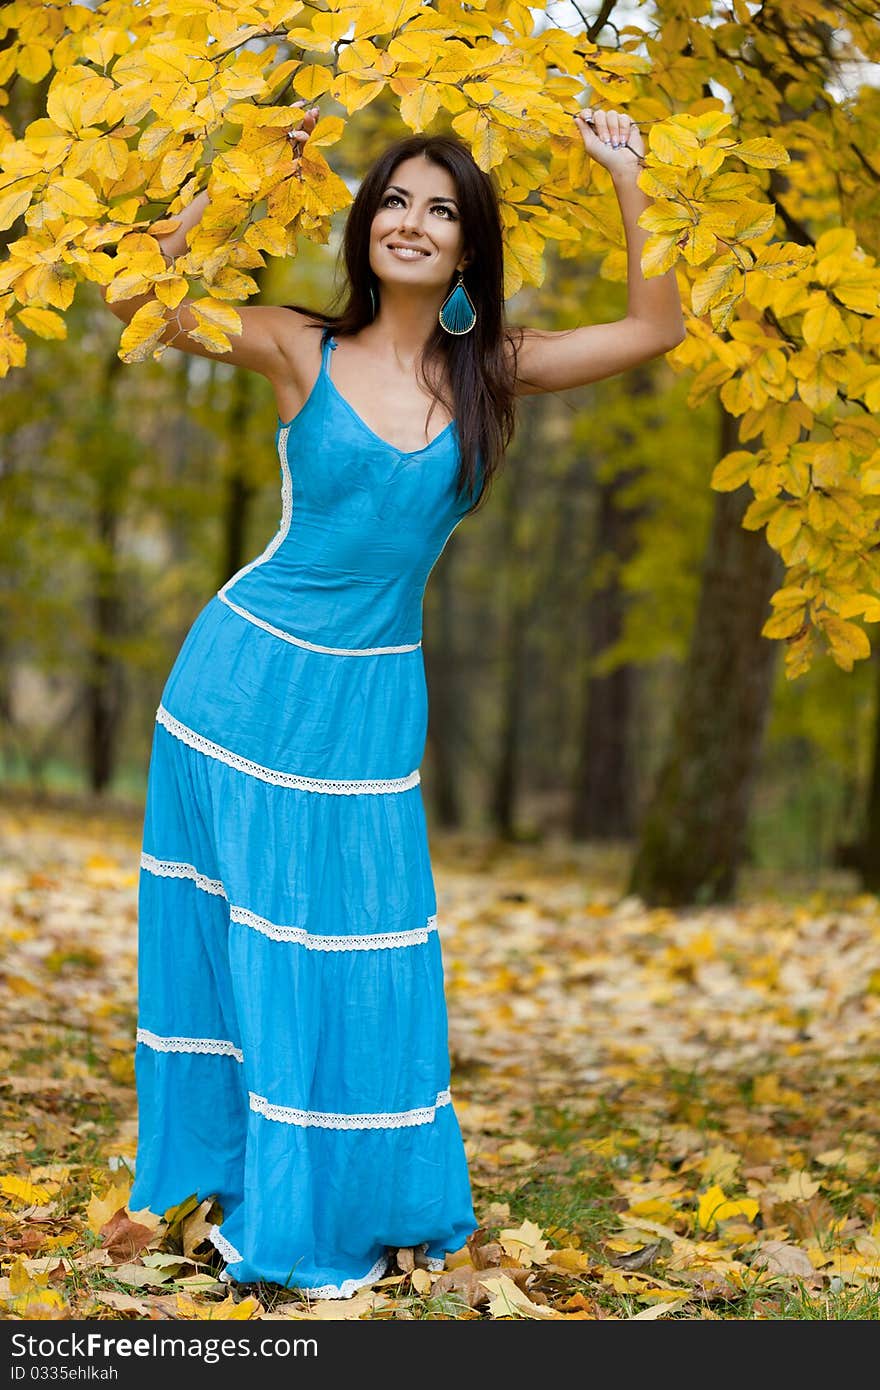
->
<box><xmin>363</xmin><ymin>283</ymin><xmax>447</xmax><ymax>361</ymax></box>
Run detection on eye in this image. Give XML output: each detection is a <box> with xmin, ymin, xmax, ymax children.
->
<box><xmin>380</xmin><ymin>195</ymin><xmax>457</xmax><ymax>219</ymax></box>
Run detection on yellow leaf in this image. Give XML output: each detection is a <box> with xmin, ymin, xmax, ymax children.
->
<box><xmin>154</xmin><ymin>145</ymin><xmax>202</xmax><ymax>198</ymax></box>
<box><xmin>176</xmin><ymin>1291</ymin><xmax>263</xmax><ymax>1319</ymax></box>
<box><xmin>547</xmin><ymin>1247</ymin><xmax>592</xmax><ymax>1273</ymax></box>
<box><xmin>693</xmin><ymin>1147</ymin><xmax>743</xmax><ymax>1187</ymax></box>
<box><xmin>480</xmin><ymin>1274</ymin><xmax>559</xmax><ymax>1319</ymax></box>
<box><xmin>15</xmin><ymin>306</ymin><xmax>67</xmax><ymax>340</ymax></box>
<box><xmin>799</xmin><ymin>373</ymin><xmax>840</xmax><ymax>413</ymax></box>
<box><xmin>497</xmin><ymin>1138</ymin><xmax>538</xmax><ymax>1163</ymax></box>
<box><xmin>503</xmin><ymin>222</ymin><xmax>543</xmax><ymax>298</ymax></box>
<box><xmin>641</xmin><ymin>233</ymin><xmax>680</xmax><ymax>277</ymax></box>
<box><xmin>628</xmin><ymin>1297</ymin><xmax>690</xmax><ymax>1319</ymax></box>
<box><xmin>625</xmin><ymin>1197</ymin><xmax>681</xmax><ymax>1224</ymax></box>
<box><xmin>451</xmin><ymin>108</ymin><xmax>507</xmax><ymax>171</ymax></box>
<box><xmin>109</xmin><ymin>1053</ymin><xmax>135</xmax><ymax>1083</ymax></box>
<box><xmin>0</xmin><ymin>1174</ymin><xmax>51</xmax><ymax>1206</ymax></box>
<box><xmin>766</xmin><ymin>502</ymin><xmax>803</xmax><ymax>549</ymax></box>
<box><xmin>733</xmin><ymin>200</ymin><xmax>776</xmax><ymax>241</ymax></box>
<box><xmin>292</xmin><ymin>65</ymin><xmax>335</xmax><ymax>101</ymax></box>
<box><xmin>155</xmin><ymin>276</ymin><xmax>190</xmax><ymax>310</ymax></box>
<box><xmin>815</xmin><ymin>227</ymin><xmax>857</xmax><ymax>260</ymax></box>
<box><xmin>711</xmin><ymin>450</ymin><xmax>756</xmax><ymax>492</ymax></box>
<box><xmin>802</xmin><ymin>299</ymin><xmax>847</xmax><ymax>351</ymax></box>
<box><xmin>815</xmin><ymin>1148</ymin><xmax>846</xmax><ymax>1167</ymax></box>
<box><xmin>0</xmin><ymin>186</ymin><xmax>34</xmax><ymax>232</ymax></box>
<box><xmin>692</xmin><ymin>260</ymin><xmax>739</xmax><ymax>317</ymax></box>
<box><xmin>191</xmin><ymin>300</ymin><xmax>243</xmax><ymax>335</ymax></box>
<box><xmin>498</xmin><ymin>1219</ymin><xmax>550</xmax><ymax>1266</ymax></box>
<box><xmin>333</xmin><ymin>73</ymin><xmax>386</xmax><ymax>113</ymax></box>
<box><xmin>762</xmin><ymin>607</ymin><xmax>806</xmax><ymax>640</ymax></box>
<box><xmin>119</xmin><ymin>300</ymin><xmax>169</xmax><ymax>363</ymax></box>
<box><xmin>697</xmin><ymin>1186</ymin><xmax>759</xmax><ymax>1232</ymax></box>
<box><xmin>639</xmin><ymin>200</ymin><xmax>692</xmax><ymax>235</ymax></box>
<box><xmin>836</xmin><ymin>592</ymin><xmax>880</xmax><ymax>621</ymax></box>
<box><xmin>766</xmin><ymin>1171</ymin><xmax>821</xmax><ymax>1202</ymax></box>
<box><xmin>18</xmin><ymin>42</ymin><xmax>52</xmax><ymax>84</ymax></box>
<box><xmin>753</xmin><ymin>241</ymin><xmax>814</xmax><ymax>279</ymax></box>
<box><xmin>821</xmin><ymin>613</ymin><xmax>871</xmax><ymax>670</ymax></box>
<box><xmin>680</xmin><ymin>224</ymin><xmax>717</xmax><ymax>266</ymax></box>
<box><xmin>211</xmin><ymin>149</ymin><xmax>263</xmax><ymax>198</ymax></box>
<box><xmin>44</xmin><ymin>175</ymin><xmax>106</xmax><ymax>219</ymax></box>
<box><xmin>502</xmin><ymin>152</ymin><xmax>548</xmax><ymax>193</ymax></box>
<box><xmin>649</xmin><ymin>120</ymin><xmax>701</xmax><ymax>167</ymax></box>
<box><xmin>733</xmin><ymin>137</ymin><xmax>789</xmax><ymax>168</ymax></box>
<box><xmin>411</xmin><ymin>1267</ymin><xmax>433</xmax><ymax>1294</ymax></box>
<box><xmin>689</xmin><ymin>110</ymin><xmax>733</xmax><ymax>141</ymax></box>
<box><xmin>86</xmin><ymin>1181</ymin><xmax>131</xmax><ymax>1234</ymax></box>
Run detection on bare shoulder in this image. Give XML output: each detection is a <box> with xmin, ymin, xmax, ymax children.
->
<box><xmin>503</xmin><ymin>326</ymin><xmax>548</xmax><ymax>397</ymax></box>
<box><xmin>265</xmin><ymin>306</ymin><xmax>325</xmax><ymax>384</ymax></box>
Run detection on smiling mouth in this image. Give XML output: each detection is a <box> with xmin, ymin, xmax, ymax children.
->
<box><xmin>386</xmin><ymin>245</ymin><xmax>431</xmax><ymax>258</ymax></box>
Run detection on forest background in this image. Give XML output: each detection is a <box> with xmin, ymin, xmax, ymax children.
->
<box><xmin>0</xmin><ymin>0</ymin><xmax>879</xmax><ymax>1322</ymax></box>
<box><xmin>3</xmin><ymin>0</ymin><xmax>880</xmax><ymax>905</ymax></box>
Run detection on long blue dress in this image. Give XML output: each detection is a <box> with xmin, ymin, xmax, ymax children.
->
<box><xmin>129</xmin><ymin>327</ymin><xmax>479</xmax><ymax>1297</ymax></box>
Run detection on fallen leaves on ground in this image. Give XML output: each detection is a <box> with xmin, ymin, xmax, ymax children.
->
<box><xmin>0</xmin><ymin>802</ymin><xmax>878</xmax><ymax>1319</ymax></box>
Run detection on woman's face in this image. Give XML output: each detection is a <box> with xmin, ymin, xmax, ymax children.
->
<box><xmin>369</xmin><ymin>154</ymin><xmax>468</xmax><ymax>298</ymax></box>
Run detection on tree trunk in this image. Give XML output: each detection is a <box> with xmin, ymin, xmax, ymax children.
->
<box><xmin>490</xmin><ymin>602</ymin><xmax>528</xmax><ymax>838</ymax></box>
<box><xmin>628</xmin><ymin>404</ymin><xmax>784</xmax><ymax>905</ymax></box>
<box><xmin>571</xmin><ymin>364</ymin><xmax>653</xmax><ymax>840</ymax></box>
<box><xmin>85</xmin><ymin>355</ymin><xmax>126</xmax><ymax>794</ymax></box>
<box><xmin>86</xmin><ymin>497</ymin><xmax>125</xmax><ymax>793</ymax></box>
<box><xmin>488</xmin><ymin>411</ymin><xmax>538</xmax><ymax>839</ymax></box>
<box><xmin>846</xmin><ymin>649</ymin><xmax>880</xmax><ymax>891</ymax></box>
<box><xmin>570</xmin><ymin>472</ymin><xmax>642</xmax><ymax>840</ymax></box>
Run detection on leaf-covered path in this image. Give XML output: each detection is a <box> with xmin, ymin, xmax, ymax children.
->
<box><xmin>1</xmin><ymin>797</ymin><xmax>878</xmax><ymax>1319</ymax></box>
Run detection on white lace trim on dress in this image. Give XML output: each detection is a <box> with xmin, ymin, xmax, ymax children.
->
<box><xmin>303</xmin><ymin>1251</ymin><xmax>390</xmax><ymax>1301</ymax></box>
<box><xmin>208</xmin><ymin>1224</ymin><xmax>243</xmax><ymax>1265</ymax></box>
<box><xmin>140</xmin><ymin>852</ymin><xmax>227</xmax><ymax>898</ymax></box>
<box><xmin>155</xmin><ymin>704</ymin><xmax>420</xmax><ymax>794</ymax></box>
<box><xmin>137</xmin><ymin>1028</ymin><xmax>244</xmax><ymax>1063</ymax></box>
<box><xmin>229</xmin><ymin>903</ymin><xmax>438</xmax><ymax>951</ymax></box>
<box><xmin>218</xmin><ymin>591</ymin><xmax>422</xmax><ymax>657</ymax></box>
<box><xmin>210</xmin><ymin>1223</ymin><xmax>391</xmax><ymax>1299</ymax></box>
<box><xmin>140</xmin><ymin>852</ymin><xmax>438</xmax><ymax>950</ymax></box>
<box><xmin>249</xmin><ymin>1088</ymin><xmax>452</xmax><ymax>1130</ymax></box>
<box><xmin>216</xmin><ymin>428</ymin><xmax>294</xmax><ymax>604</ymax></box>
<box><xmin>214</xmin><ymin>426</ymin><xmax>419</xmax><ymax>659</ymax></box>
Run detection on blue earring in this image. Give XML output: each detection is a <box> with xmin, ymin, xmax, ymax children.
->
<box><xmin>439</xmin><ymin>270</ymin><xmax>476</xmax><ymax>335</ymax></box>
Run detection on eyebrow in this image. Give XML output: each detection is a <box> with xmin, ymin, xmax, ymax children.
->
<box><xmin>384</xmin><ymin>184</ymin><xmax>459</xmax><ymax>208</ymax></box>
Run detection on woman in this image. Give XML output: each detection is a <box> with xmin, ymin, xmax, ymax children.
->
<box><xmin>101</xmin><ymin>101</ymin><xmax>684</xmax><ymax>1299</ymax></box>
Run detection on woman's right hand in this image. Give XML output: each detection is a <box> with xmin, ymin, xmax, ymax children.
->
<box><xmin>285</xmin><ymin>101</ymin><xmax>321</xmax><ymax>164</ymax></box>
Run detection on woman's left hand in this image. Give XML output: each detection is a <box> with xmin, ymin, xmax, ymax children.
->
<box><xmin>573</xmin><ymin>105</ymin><xmax>645</xmax><ymax>176</ymax></box>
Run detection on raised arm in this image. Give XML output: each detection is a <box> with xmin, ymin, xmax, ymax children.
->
<box><xmin>510</xmin><ymin>107</ymin><xmax>686</xmax><ymax>396</ymax></box>
<box><xmin>98</xmin><ymin>104</ymin><xmax>321</xmax><ymax>378</ymax></box>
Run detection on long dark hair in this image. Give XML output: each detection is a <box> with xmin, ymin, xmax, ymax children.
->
<box><xmin>283</xmin><ymin>133</ymin><xmax>526</xmax><ymax>515</ymax></box>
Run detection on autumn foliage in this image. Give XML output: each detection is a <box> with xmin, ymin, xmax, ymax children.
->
<box><xmin>1</xmin><ymin>1</ymin><xmax>879</xmax><ymax>676</ymax></box>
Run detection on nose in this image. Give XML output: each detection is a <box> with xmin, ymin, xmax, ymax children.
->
<box><xmin>397</xmin><ymin>207</ymin><xmax>425</xmax><ymax>236</ymax></box>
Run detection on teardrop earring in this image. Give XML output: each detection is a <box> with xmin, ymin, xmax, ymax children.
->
<box><xmin>438</xmin><ymin>271</ymin><xmax>476</xmax><ymax>335</ymax></box>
